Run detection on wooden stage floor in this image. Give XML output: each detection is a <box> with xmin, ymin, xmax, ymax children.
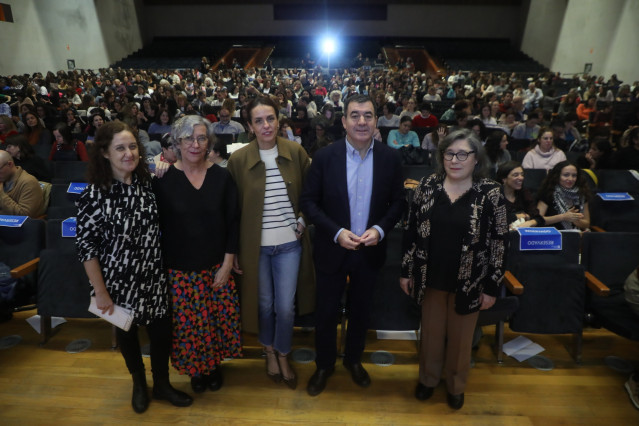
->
<box><xmin>1</xmin><ymin>309</ymin><xmax>638</xmax><ymax>425</ymax></box>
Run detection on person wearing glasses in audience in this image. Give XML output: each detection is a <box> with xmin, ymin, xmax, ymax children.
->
<box><xmin>227</xmin><ymin>96</ymin><xmax>315</xmax><ymax>390</ymax></box>
<box><xmin>400</xmin><ymin>129</ymin><xmax>508</xmax><ymax>410</ymax></box>
<box><xmin>152</xmin><ymin>115</ymin><xmax>242</xmax><ymax>394</ymax></box>
<box><xmin>211</xmin><ymin>107</ymin><xmax>245</xmax><ymax>138</ymax></box>
<box><xmin>76</xmin><ymin>121</ymin><xmax>192</xmax><ymax>413</ymax></box>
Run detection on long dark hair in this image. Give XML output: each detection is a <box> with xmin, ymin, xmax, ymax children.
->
<box><xmin>537</xmin><ymin>160</ymin><xmax>591</xmax><ymax>202</ymax></box>
<box><xmin>86</xmin><ymin>121</ymin><xmax>150</xmax><ymax>190</ymax></box>
<box><xmin>485</xmin><ymin>129</ymin><xmax>507</xmax><ymax>163</ymax></box>
<box><xmin>53</xmin><ymin>122</ymin><xmax>74</xmax><ymax>146</ymax></box>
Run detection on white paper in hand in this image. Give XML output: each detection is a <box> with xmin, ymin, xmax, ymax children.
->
<box><xmin>88</xmin><ymin>297</ymin><xmax>134</xmax><ymax>331</ymax></box>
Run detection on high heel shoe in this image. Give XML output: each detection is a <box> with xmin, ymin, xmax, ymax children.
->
<box><xmin>277</xmin><ymin>352</ymin><xmax>297</xmax><ymax>390</ymax></box>
<box><xmin>264</xmin><ymin>348</ymin><xmax>281</xmax><ymax>383</ymax></box>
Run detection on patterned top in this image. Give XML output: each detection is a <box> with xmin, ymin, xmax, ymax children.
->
<box><xmin>401</xmin><ymin>174</ymin><xmax>508</xmax><ymax>314</ymax></box>
<box><xmin>76</xmin><ymin>177</ymin><xmax>168</xmax><ymax>325</ymax></box>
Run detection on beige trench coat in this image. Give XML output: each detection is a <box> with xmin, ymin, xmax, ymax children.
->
<box><xmin>227</xmin><ymin>137</ymin><xmax>316</xmax><ymax>334</ymax></box>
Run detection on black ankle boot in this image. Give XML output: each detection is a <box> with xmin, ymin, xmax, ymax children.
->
<box><xmin>131</xmin><ymin>371</ymin><xmax>149</xmax><ymax>414</ymax></box>
<box><xmin>152</xmin><ymin>377</ymin><xmax>193</xmax><ymax>407</ymax></box>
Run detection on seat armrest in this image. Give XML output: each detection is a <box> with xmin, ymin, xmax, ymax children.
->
<box><xmin>503</xmin><ymin>270</ymin><xmax>524</xmax><ymax>295</ymax></box>
<box><xmin>591</xmin><ymin>226</ymin><xmax>606</xmax><ymax>233</ymax></box>
<box><xmin>11</xmin><ymin>257</ymin><xmax>40</xmax><ymax>279</ymax></box>
<box><xmin>585</xmin><ymin>271</ymin><xmax>610</xmax><ymax>296</ymax></box>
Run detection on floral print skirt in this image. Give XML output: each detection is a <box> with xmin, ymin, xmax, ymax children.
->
<box><xmin>168</xmin><ymin>265</ymin><xmax>242</xmax><ymax>377</ymax></box>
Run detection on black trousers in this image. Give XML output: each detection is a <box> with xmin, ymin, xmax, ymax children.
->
<box><xmin>314</xmin><ymin>250</ymin><xmax>377</xmax><ymax>369</ymax></box>
<box><xmin>116</xmin><ymin>315</ymin><xmax>171</xmax><ymax>380</ymax></box>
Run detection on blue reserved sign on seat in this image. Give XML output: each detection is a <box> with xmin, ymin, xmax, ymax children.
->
<box><xmin>67</xmin><ymin>182</ymin><xmax>88</xmax><ymax>194</ymax></box>
<box><xmin>517</xmin><ymin>227</ymin><xmax>562</xmax><ymax>251</ymax></box>
<box><xmin>0</xmin><ymin>215</ymin><xmax>28</xmax><ymax>227</ymax></box>
<box><xmin>62</xmin><ymin>217</ymin><xmax>77</xmax><ymax>238</ymax></box>
<box><xmin>597</xmin><ymin>193</ymin><xmax>634</xmax><ymax>201</ymax></box>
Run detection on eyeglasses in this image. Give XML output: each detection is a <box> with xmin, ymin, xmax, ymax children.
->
<box><xmin>0</xmin><ymin>162</ymin><xmax>10</xmax><ymax>170</ymax></box>
<box><xmin>181</xmin><ymin>135</ymin><xmax>208</xmax><ymax>146</ymax></box>
<box><xmin>443</xmin><ymin>150</ymin><xmax>475</xmax><ymax>161</ymax></box>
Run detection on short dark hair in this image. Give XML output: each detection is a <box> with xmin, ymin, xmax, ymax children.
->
<box><xmin>5</xmin><ymin>133</ymin><xmax>35</xmax><ymax>160</ymax></box>
<box><xmin>435</xmin><ymin>129</ymin><xmax>488</xmax><ymax>181</ymax></box>
<box><xmin>399</xmin><ymin>115</ymin><xmax>412</xmax><ymax>125</ymax></box>
<box><xmin>344</xmin><ymin>94</ymin><xmax>376</xmax><ymax>117</ymax></box>
<box><xmin>495</xmin><ymin>161</ymin><xmax>523</xmax><ymax>184</ymax></box>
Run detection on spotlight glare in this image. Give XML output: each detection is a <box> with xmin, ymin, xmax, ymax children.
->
<box><xmin>322</xmin><ymin>37</ymin><xmax>336</xmax><ymax>55</ymax></box>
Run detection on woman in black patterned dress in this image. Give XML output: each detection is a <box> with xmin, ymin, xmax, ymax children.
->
<box><xmin>76</xmin><ymin>121</ymin><xmax>193</xmax><ymax>414</ymax></box>
<box><xmin>400</xmin><ymin>129</ymin><xmax>508</xmax><ymax>410</ymax></box>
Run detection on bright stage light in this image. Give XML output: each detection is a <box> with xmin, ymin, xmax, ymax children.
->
<box><xmin>322</xmin><ymin>37</ymin><xmax>336</xmax><ymax>55</ymax></box>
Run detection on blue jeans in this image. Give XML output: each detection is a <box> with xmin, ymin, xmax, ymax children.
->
<box><xmin>258</xmin><ymin>239</ymin><xmax>302</xmax><ymax>354</ymax></box>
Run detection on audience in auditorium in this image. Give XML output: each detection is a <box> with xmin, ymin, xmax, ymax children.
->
<box><xmin>1</xmin><ymin>50</ymin><xmax>639</xmax><ymax>409</ymax></box>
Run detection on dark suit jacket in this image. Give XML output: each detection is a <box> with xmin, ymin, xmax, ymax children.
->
<box><xmin>300</xmin><ymin>139</ymin><xmax>405</xmax><ymax>274</ymax></box>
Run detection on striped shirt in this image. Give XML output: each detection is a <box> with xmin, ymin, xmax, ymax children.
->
<box><xmin>259</xmin><ymin>146</ymin><xmax>297</xmax><ymax>246</ymax></box>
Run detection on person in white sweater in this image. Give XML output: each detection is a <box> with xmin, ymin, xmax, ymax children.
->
<box><xmin>522</xmin><ymin>127</ymin><xmax>566</xmax><ymax>170</ymax></box>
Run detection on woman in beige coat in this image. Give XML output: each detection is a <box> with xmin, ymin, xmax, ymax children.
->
<box><xmin>227</xmin><ymin>96</ymin><xmax>315</xmax><ymax>390</ymax></box>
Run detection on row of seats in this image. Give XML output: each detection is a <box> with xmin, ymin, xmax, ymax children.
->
<box><xmin>378</xmin><ymin>227</ymin><xmax>639</xmax><ymax>363</ymax></box>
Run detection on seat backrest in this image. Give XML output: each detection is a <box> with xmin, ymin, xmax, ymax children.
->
<box><xmin>582</xmin><ymin>232</ymin><xmax>639</xmax><ymax>292</ymax></box>
<box><xmin>589</xmin><ymin>195</ymin><xmax>639</xmax><ymax>232</ymax></box>
<box><xmin>509</xmin><ymin>262</ymin><xmax>585</xmax><ymax>334</ymax></box>
<box><xmin>507</xmin><ymin>230</ymin><xmax>581</xmax><ymax>272</ymax></box>
<box><xmin>595</xmin><ymin>169</ymin><xmax>639</xmax><ymax>193</ymax></box>
<box><xmin>45</xmin><ymin>219</ymin><xmax>78</xmax><ymax>251</ymax></box>
<box><xmin>49</xmin><ymin>183</ymin><xmax>81</xmax><ymax>208</ymax></box>
<box><xmin>0</xmin><ymin>218</ymin><xmax>46</xmax><ymax>269</ymax></box>
<box><xmin>53</xmin><ymin>161</ymin><xmax>88</xmax><ymax>183</ymax></box>
<box><xmin>369</xmin><ymin>227</ymin><xmax>420</xmax><ymax>331</ymax></box>
<box><xmin>37</xmin><ymin>249</ymin><xmax>92</xmax><ymax>318</ymax></box>
<box><xmin>522</xmin><ymin>168</ymin><xmax>547</xmax><ymax>195</ymax></box>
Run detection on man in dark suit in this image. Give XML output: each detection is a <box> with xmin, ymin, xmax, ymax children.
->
<box><xmin>300</xmin><ymin>94</ymin><xmax>404</xmax><ymax>396</ymax></box>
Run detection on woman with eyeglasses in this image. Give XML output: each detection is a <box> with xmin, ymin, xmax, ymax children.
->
<box><xmin>400</xmin><ymin>129</ymin><xmax>508</xmax><ymax>410</ymax></box>
<box><xmin>227</xmin><ymin>96</ymin><xmax>315</xmax><ymax>390</ymax></box>
<box><xmin>152</xmin><ymin>115</ymin><xmax>241</xmax><ymax>394</ymax></box>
